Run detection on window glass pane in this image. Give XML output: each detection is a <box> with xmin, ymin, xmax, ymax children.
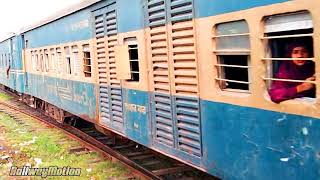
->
<box><xmin>216</xmin><ymin>20</ymin><xmax>249</xmax><ymax>36</ymax></box>
<box><xmin>65</xmin><ymin>47</ymin><xmax>70</xmax><ymax>56</ymax></box>
<box><xmin>265</xmin><ymin>11</ymin><xmax>312</xmax><ymax>33</ymax></box>
<box><xmin>83</xmin><ymin>45</ymin><xmax>90</xmax><ymax>52</ymax></box>
<box><xmin>216</xmin><ymin>20</ymin><xmax>250</xmax><ymax>50</ymax></box>
<box><xmin>217</xmin><ymin>36</ymin><xmax>250</xmax><ymax>50</ymax></box>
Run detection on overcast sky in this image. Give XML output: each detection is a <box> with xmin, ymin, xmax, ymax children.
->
<box><xmin>0</xmin><ymin>0</ymin><xmax>82</xmax><ymax>40</ymax></box>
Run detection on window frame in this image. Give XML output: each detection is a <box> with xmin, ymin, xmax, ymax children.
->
<box><xmin>213</xmin><ymin>20</ymin><xmax>252</xmax><ymax>93</ymax></box>
<box><xmin>50</xmin><ymin>48</ymin><xmax>56</xmax><ymax>73</ymax></box>
<box><xmin>261</xmin><ymin>11</ymin><xmax>316</xmax><ymax>101</ymax></box>
<box><xmin>124</xmin><ymin>38</ymin><xmax>140</xmax><ymax>82</ymax></box>
<box><xmin>56</xmin><ymin>48</ymin><xmax>62</xmax><ymax>74</ymax></box>
<box><xmin>44</xmin><ymin>49</ymin><xmax>49</xmax><ymax>73</ymax></box>
<box><xmin>82</xmin><ymin>44</ymin><xmax>92</xmax><ymax>78</ymax></box>
<box><xmin>64</xmin><ymin>47</ymin><xmax>72</xmax><ymax>75</ymax></box>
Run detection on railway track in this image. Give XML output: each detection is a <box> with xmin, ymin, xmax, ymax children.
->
<box><xmin>0</xmin><ymin>91</ymin><xmax>217</xmax><ymax>180</ymax></box>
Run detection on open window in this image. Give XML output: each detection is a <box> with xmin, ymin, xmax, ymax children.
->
<box><xmin>50</xmin><ymin>48</ymin><xmax>55</xmax><ymax>72</ymax></box>
<box><xmin>31</xmin><ymin>51</ymin><xmax>36</xmax><ymax>71</ymax></box>
<box><xmin>65</xmin><ymin>47</ymin><xmax>72</xmax><ymax>74</ymax></box>
<box><xmin>83</xmin><ymin>44</ymin><xmax>91</xmax><ymax>77</ymax></box>
<box><xmin>262</xmin><ymin>11</ymin><xmax>315</xmax><ymax>101</ymax></box>
<box><xmin>35</xmin><ymin>53</ymin><xmax>39</xmax><ymax>71</ymax></box>
<box><xmin>39</xmin><ymin>50</ymin><xmax>44</xmax><ymax>72</ymax></box>
<box><xmin>127</xmin><ymin>40</ymin><xmax>139</xmax><ymax>82</ymax></box>
<box><xmin>44</xmin><ymin>49</ymin><xmax>49</xmax><ymax>72</ymax></box>
<box><xmin>56</xmin><ymin>48</ymin><xmax>62</xmax><ymax>74</ymax></box>
<box><xmin>7</xmin><ymin>54</ymin><xmax>10</xmax><ymax>68</ymax></box>
<box><xmin>213</xmin><ymin>20</ymin><xmax>251</xmax><ymax>92</ymax></box>
<box><xmin>72</xmin><ymin>46</ymin><xmax>80</xmax><ymax>76</ymax></box>
<box><xmin>4</xmin><ymin>54</ymin><xmax>8</xmax><ymax>68</ymax></box>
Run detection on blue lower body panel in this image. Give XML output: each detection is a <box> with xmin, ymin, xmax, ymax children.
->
<box><xmin>0</xmin><ymin>71</ymin><xmax>24</xmax><ymax>93</ymax></box>
<box><xmin>4</xmin><ymin>73</ymin><xmax>319</xmax><ymax>179</ymax></box>
<box><xmin>122</xmin><ymin>88</ymin><xmax>151</xmax><ymax>146</ymax></box>
<box><xmin>122</xmin><ymin>90</ymin><xmax>320</xmax><ymax>180</ymax></box>
<box><xmin>201</xmin><ymin>100</ymin><xmax>320</xmax><ymax>179</ymax></box>
<box><xmin>25</xmin><ymin>73</ymin><xmax>96</xmax><ymax>121</ymax></box>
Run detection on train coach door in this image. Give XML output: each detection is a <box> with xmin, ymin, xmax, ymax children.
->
<box><xmin>146</xmin><ymin>0</ymin><xmax>203</xmax><ymax>158</ymax></box>
<box><xmin>9</xmin><ymin>38</ymin><xmax>16</xmax><ymax>89</ymax></box>
<box><xmin>93</xmin><ymin>1</ymin><xmax>125</xmax><ymax>133</ymax></box>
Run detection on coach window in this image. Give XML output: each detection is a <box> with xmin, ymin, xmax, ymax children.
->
<box><xmin>44</xmin><ymin>49</ymin><xmax>49</xmax><ymax>72</ymax></box>
<box><xmin>39</xmin><ymin>50</ymin><xmax>44</xmax><ymax>72</ymax></box>
<box><xmin>5</xmin><ymin>54</ymin><xmax>7</xmax><ymax>67</ymax></box>
<box><xmin>213</xmin><ymin>20</ymin><xmax>251</xmax><ymax>92</ymax></box>
<box><xmin>262</xmin><ymin>11</ymin><xmax>315</xmax><ymax>103</ymax></box>
<box><xmin>64</xmin><ymin>47</ymin><xmax>72</xmax><ymax>74</ymax></box>
<box><xmin>83</xmin><ymin>44</ymin><xmax>91</xmax><ymax>77</ymax></box>
<box><xmin>25</xmin><ymin>40</ymin><xmax>29</xmax><ymax>49</ymax></box>
<box><xmin>72</xmin><ymin>46</ymin><xmax>80</xmax><ymax>76</ymax></box>
<box><xmin>8</xmin><ymin>54</ymin><xmax>11</xmax><ymax>67</ymax></box>
<box><xmin>35</xmin><ymin>53</ymin><xmax>39</xmax><ymax>71</ymax></box>
<box><xmin>3</xmin><ymin>54</ymin><xmax>7</xmax><ymax>68</ymax></box>
<box><xmin>125</xmin><ymin>38</ymin><xmax>139</xmax><ymax>82</ymax></box>
<box><xmin>56</xmin><ymin>48</ymin><xmax>62</xmax><ymax>74</ymax></box>
<box><xmin>50</xmin><ymin>48</ymin><xmax>55</xmax><ymax>72</ymax></box>
<box><xmin>31</xmin><ymin>51</ymin><xmax>35</xmax><ymax>71</ymax></box>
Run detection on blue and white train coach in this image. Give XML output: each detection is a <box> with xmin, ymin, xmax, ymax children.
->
<box><xmin>0</xmin><ymin>0</ymin><xmax>320</xmax><ymax>179</ymax></box>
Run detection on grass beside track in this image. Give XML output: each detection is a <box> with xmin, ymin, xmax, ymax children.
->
<box><xmin>0</xmin><ymin>92</ymin><xmax>129</xmax><ymax>179</ymax></box>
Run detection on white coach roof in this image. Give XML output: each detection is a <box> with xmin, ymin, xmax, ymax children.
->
<box><xmin>20</xmin><ymin>0</ymin><xmax>102</xmax><ymax>33</ymax></box>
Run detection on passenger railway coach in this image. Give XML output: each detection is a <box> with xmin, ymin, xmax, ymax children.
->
<box><xmin>1</xmin><ymin>0</ymin><xmax>320</xmax><ymax>179</ymax></box>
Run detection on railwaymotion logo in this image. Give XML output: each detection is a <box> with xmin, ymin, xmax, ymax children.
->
<box><xmin>9</xmin><ymin>166</ymin><xmax>81</xmax><ymax>178</ymax></box>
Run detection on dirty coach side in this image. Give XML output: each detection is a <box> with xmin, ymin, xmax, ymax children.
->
<box><xmin>1</xmin><ymin>0</ymin><xmax>320</xmax><ymax>179</ymax></box>
<box><xmin>91</xmin><ymin>0</ymin><xmax>320</xmax><ymax>179</ymax></box>
<box><xmin>195</xmin><ymin>0</ymin><xmax>320</xmax><ymax>179</ymax></box>
<box><xmin>21</xmin><ymin>2</ymin><xmax>98</xmax><ymax>122</ymax></box>
<box><xmin>0</xmin><ymin>35</ymin><xmax>24</xmax><ymax>93</ymax></box>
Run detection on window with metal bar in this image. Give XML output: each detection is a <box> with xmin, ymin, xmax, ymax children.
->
<box><xmin>64</xmin><ymin>47</ymin><xmax>72</xmax><ymax>74</ymax></box>
<box><xmin>7</xmin><ymin>54</ymin><xmax>9</xmax><ymax>67</ymax></box>
<box><xmin>4</xmin><ymin>54</ymin><xmax>7</xmax><ymax>67</ymax></box>
<box><xmin>72</xmin><ymin>46</ymin><xmax>80</xmax><ymax>76</ymax></box>
<box><xmin>128</xmin><ymin>44</ymin><xmax>139</xmax><ymax>81</ymax></box>
<box><xmin>50</xmin><ymin>48</ymin><xmax>55</xmax><ymax>72</ymax></box>
<box><xmin>35</xmin><ymin>53</ymin><xmax>39</xmax><ymax>71</ymax></box>
<box><xmin>56</xmin><ymin>48</ymin><xmax>62</xmax><ymax>74</ymax></box>
<box><xmin>213</xmin><ymin>20</ymin><xmax>251</xmax><ymax>92</ymax></box>
<box><xmin>124</xmin><ymin>38</ymin><xmax>139</xmax><ymax>82</ymax></box>
<box><xmin>44</xmin><ymin>50</ymin><xmax>49</xmax><ymax>72</ymax></box>
<box><xmin>262</xmin><ymin>11</ymin><xmax>316</xmax><ymax>101</ymax></box>
<box><xmin>82</xmin><ymin>44</ymin><xmax>91</xmax><ymax>77</ymax></box>
<box><xmin>31</xmin><ymin>51</ymin><xmax>36</xmax><ymax>71</ymax></box>
<box><xmin>40</xmin><ymin>53</ymin><xmax>44</xmax><ymax>72</ymax></box>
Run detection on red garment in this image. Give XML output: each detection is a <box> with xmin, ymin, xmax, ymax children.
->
<box><xmin>268</xmin><ymin>61</ymin><xmax>315</xmax><ymax>103</ymax></box>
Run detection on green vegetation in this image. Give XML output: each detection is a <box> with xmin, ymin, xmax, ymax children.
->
<box><xmin>0</xmin><ymin>92</ymin><xmax>12</xmax><ymax>101</ymax></box>
<box><xmin>0</xmin><ymin>112</ymin><xmax>129</xmax><ymax>179</ymax></box>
